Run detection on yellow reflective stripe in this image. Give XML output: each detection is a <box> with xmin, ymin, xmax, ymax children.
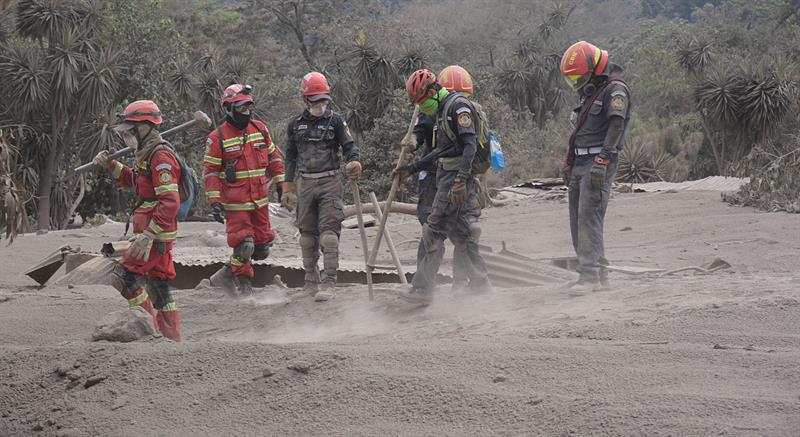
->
<box><xmin>222</xmin><ymin>133</ymin><xmax>266</xmax><ymax>149</ymax></box>
<box><xmin>271</xmin><ymin>174</ymin><xmax>285</xmax><ymax>184</ymax></box>
<box><xmin>222</xmin><ymin>202</ymin><xmax>256</xmax><ymax>211</ymax></box>
<box><xmin>138</xmin><ymin>201</ymin><xmax>158</xmax><ymax>209</ymax></box>
<box><xmin>204</xmin><ymin>172</ymin><xmax>221</xmax><ymax>180</ymax></box>
<box><xmin>160</xmin><ymin>301</ymin><xmax>177</xmax><ymax>312</ymax></box>
<box><xmin>128</xmin><ymin>289</ymin><xmax>148</xmax><ymax>307</ymax></box>
<box><xmin>267</xmin><ymin>143</ymin><xmax>276</xmax><ymax>154</ymax></box>
<box><xmin>234</xmin><ymin>169</ymin><xmax>266</xmax><ymax>179</ymax></box>
<box><xmin>112</xmin><ymin>161</ymin><xmax>124</xmax><ymax>179</ymax></box>
<box><xmin>155</xmin><ymin>231</ymin><xmax>177</xmax><ymax>241</ymax></box>
<box><xmin>154</xmin><ymin>184</ymin><xmax>179</xmax><ymax>195</ymax></box>
<box><xmin>204</xmin><ymin>155</ymin><xmax>222</xmax><ymax>165</ymax></box>
<box><xmin>148</xmin><ymin>220</ymin><xmax>164</xmax><ymax>234</ymax></box>
<box><xmin>206</xmin><ymin>190</ymin><xmax>220</xmax><ymax>198</ymax></box>
<box><xmin>230</xmin><ymin>256</ymin><xmax>245</xmax><ymax>266</ymax></box>
<box><xmin>254</xmin><ymin>196</ymin><xmax>270</xmax><ymax>207</ymax></box>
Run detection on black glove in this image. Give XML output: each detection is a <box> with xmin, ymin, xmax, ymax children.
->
<box><xmin>449</xmin><ymin>178</ymin><xmax>467</xmax><ymax>207</ymax></box>
<box><xmin>589</xmin><ymin>155</ymin><xmax>610</xmax><ymax>191</ymax></box>
<box><xmin>211</xmin><ymin>203</ymin><xmax>225</xmax><ymax>224</ymax></box>
<box><xmin>276</xmin><ymin>184</ymin><xmax>283</xmax><ymax>203</ymax></box>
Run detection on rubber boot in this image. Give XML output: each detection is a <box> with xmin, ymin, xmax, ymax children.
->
<box><xmin>314</xmin><ymin>278</ymin><xmax>336</xmax><ymax>302</ymax></box>
<box><xmin>236</xmin><ymin>276</ymin><xmax>254</xmax><ymax>297</ymax></box>
<box><xmin>155</xmin><ymin>304</ymin><xmax>181</xmax><ymax>341</ymax></box>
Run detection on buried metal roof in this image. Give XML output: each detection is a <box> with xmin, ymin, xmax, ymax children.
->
<box><xmin>628</xmin><ymin>176</ymin><xmax>749</xmax><ymax>193</ymax></box>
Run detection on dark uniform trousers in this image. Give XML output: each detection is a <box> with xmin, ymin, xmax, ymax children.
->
<box><xmin>412</xmin><ymin>167</ymin><xmax>489</xmax><ymax>291</ymax></box>
<box><xmin>568</xmin><ymin>153</ymin><xmax>619</xmax><ymax>282</ymax></box>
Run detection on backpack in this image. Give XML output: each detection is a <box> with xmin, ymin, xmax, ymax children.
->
<box><xmin>439</xmin><ymin>93</ymin><xmax>493</xmax><ymax>175</ymax></box>
<box><xmin>148</xmin><ymin>143</ymin><xmax>200</xmax><ymax>221</ymax></box>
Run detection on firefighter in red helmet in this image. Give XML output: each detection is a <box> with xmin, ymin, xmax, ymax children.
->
<box><xmin>203</xmin><ymin>84</ymin><xmax>286</xmax><ymax>296</ymax></box>
<box><xmin>92</xmin><ymin>100</ymin><xmax>182</xmax><ymax>341</ymax></box>
<box><xmin>559</xmin><ymin>41</ymin><xmax>632</xmax><ymax>293</ymax></box>
<box><xmin>283</xmin><ymin>72</ymin><xmax>361</xmax><ymax>302</ymax></box>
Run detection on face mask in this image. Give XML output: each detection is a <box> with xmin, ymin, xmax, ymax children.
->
<box><xmin>228</xmin><ymin>109</ymin><xmax>251</xmax><ymax>130</ymax></box>
<box><xmin>418</xmin><ymin>87</ymin><xmax>448</xmax><ymax>116</ymax></box>
<box><xmin>308</xmin><ymin>101</ymin><xmax>328</xmax><ymax>117</ymax></box>
<box><xmin>122</xmin><ymin>131</ymin><xmax>138</xmax><ymax>149</ymax></box>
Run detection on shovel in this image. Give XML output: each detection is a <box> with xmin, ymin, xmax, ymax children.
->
<box><xmin>349</xmin><ymin>178</ymin><xmax>374</xmax><ymax>300</ymax></box>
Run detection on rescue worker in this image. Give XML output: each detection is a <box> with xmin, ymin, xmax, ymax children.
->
<box><xmin>203</xmin><ymin>84</ymin><xmax>286</xmax><ymax>296</ymax></box>
<box><xmin>93</xmin><ymin>100</ymin><xmax>182</xmax><ymax>341</ymax></box>
<box><xmin>559</xmin><ymin>41</ymin><xmax>632</xmax><ymax>292</ymax></box>
<box><xmin>401</xmin><ymin>65</ymin><xmax>478</xmax><ymax>292</ymax></box>
<box><xmin>398</xmin><ymin>69</ymin><xmax>490</xmax><ymax>304</ymax></box>
<box><xmin>282</xmin><ymin>72</ymin><xmax>362</xmax><ymax>302</ymax></box>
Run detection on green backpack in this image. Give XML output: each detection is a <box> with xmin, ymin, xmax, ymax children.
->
<box><xmin>438</xmin><ymin>93</ymin><xmax>492</xmax><ymax>175</ymax></box>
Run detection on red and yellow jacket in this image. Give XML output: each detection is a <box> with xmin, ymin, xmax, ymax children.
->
<box><xmin>203</xmin><ymin>120</ymin><xmax>285</xmax><ymax>211</ymax></box>
<box><xmin>108</xmin><ymin>147</ymin><xmax>180</xmax><ymax>241</ymax></box>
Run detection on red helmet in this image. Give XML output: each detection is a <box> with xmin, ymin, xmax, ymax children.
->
<box><xmin>560</xmin><ymin>41</ymin><xmax>609</xmax><ymax>91</ymax></box>
<box><xmin>406</xmin><ymin>69</ymin><xmax>437</xmax><ymax>104</ymax></box>
<box><xmin>221</xmin><ymin>84</ymin><xmax>254</xmax><ymax>108</ymax></box>
<box><xmin>300</xmin><ymin>72</ymin><xmax>331</xmax><ymax>102</ymax></box>
<box><xmin>118</xmin><ymin>100</ymin><xmax>162</xmax><ymax>125</ymax></box>
<box><xmin>438</xmin><ymin>65</ymin><xmax>473</xmax><ymax>96</ymax></box>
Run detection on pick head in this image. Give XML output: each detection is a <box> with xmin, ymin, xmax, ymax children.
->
<box><xmin>193</xmin><ymin>111</ymin><xmax>213</xmax><ymax>129</ymax></box>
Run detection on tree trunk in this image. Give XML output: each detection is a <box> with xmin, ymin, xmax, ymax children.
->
<box><xmin>37</xmin><ymin>114</ymin><xmax>60</xmax><ymax>231</ymax></box>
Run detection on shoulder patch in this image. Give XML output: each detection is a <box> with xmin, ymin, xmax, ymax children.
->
<box><xmin>610</xmin><ymin>95</ymin><xmax>626</xmax><ymax>111</ymax></box>
<box><xmin>458</xmin><ymin>112</ymin><xmax>473</xmax><ymax>128</ymax></box>
<box><xmin>455</xmin><ymin>106</ymin><xmax>472</xmax><ymax>115</ymax></box>
<box><xmin>155</xmin><ymin>163</ymin><xmax>172</xmax><ymax>172</ymax></box>
<box><xmin>206</xmin><ymin>137</ymin><xmax>214</xmax><ymax>145</ymax></box>
<box><xmin>159</xmin><ymin>170</ymin><xmax>172</xmax><ymax>184</ymax></box>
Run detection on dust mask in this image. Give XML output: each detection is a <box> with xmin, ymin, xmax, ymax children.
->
<box><xmin>122</xmin><ymin>131</ymin><xmax>138</xmax><ymax>149</ymax></box>
<box><xmin>309</xmin><ymin>101</ymin><xmax>328</xmax><ymax>117</ymax></box>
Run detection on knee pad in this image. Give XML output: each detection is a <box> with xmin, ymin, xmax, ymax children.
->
<box><xmin>252</xmin><ymin>244</ymin><xmax>270</xmax><ymax>261</ymax></box>
<box><xmin>111</xmin><ymin>263</ymin><xmax>138</xmax><ymax>294</ymax></box>
<box><xmin>468</xmin><ymin>221</ymin><xmax>482</xmax><ymax>242</ymax></box>
<box><xmin>319</xmin><ymin>231</ymin><xmax>339</xmax><ymax>252</ymax></box>
<box><xmin>234</xmin><ymin>236</ymin><xmax>255</xmax><ymax>263</ymax></box>
<box><xmin>146</xmin><ymin>278</ymin><xmax>172</xmax><ymax>310</ymax></box>
<box><xmin>299</xmin><ymin>233</ymin><xmax>317</xmax><ymax>250</ymax></box>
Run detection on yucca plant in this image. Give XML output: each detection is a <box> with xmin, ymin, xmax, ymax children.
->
<box><xmin>617</xmin><ymin>141</ymin><xmax>660</xmax><ymax>183</ymax></box>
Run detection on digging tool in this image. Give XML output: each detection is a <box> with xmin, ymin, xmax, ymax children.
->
<box><xmin>349</xmin><ymin>179</ymin><xmax>374</xmax><ymax>300</ymax></box>
<box><xmin>369</xmin><ymin>191</ymin><xmax>407</xmax><ymax>285</ymax></box>
<box><xmin>367</xmin><ymin>106</ymin><xmax>418</xmax><ymax>275</ymax></box>
<box><xmin>74</xmin><ymin>110</ymin><xmax>213</xmax><ymax>174</ymax></box>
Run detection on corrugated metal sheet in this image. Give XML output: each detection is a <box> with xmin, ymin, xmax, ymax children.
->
<box><xmin>629</xmin><ymin>176</ymin><xmax>748</xmax><ymax>193</ymax></box>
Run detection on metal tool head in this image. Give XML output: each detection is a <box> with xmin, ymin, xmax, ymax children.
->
<box><xmin>193</xmin><ymin>111</ymin><xmax>213</xmax><ymax>129</ymax></box>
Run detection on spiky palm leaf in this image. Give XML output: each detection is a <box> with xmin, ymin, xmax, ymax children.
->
<box><xmin>394</xmin><ymin>46</ymin><xmax>426</xmax><ymax>77</ymax></box>
<box><xmin>224</xmin><ymin>54</ymin><xmax>253</xmax><ymax>83</ymax></box>
<box><xmin>695</xmin><ymin>71</ymin><xmax>741</xmax><ymax>127</ymax></box>
<box><xmin>47</xmin><ymin>27</ymin><xmax>86</xmax><ymax>111</ymax></box>
<box><xmin>737</xmin><ymin>70</ymin><xmax>793</xmax><ymax>137</ymax></box>
<box><xmin>16</xmin><ymin>0</ymin><xmax>80</xmax><ymax>42</ymax></box>
<box><xmin>0</xmin><ymin>42</ymin><xmax>50</xmax><ymax>115</ymax></box>
<box><xmin>169</xmin><ymin>57</ymin><xmax>195</xmax><ymax>104</ymax></box>
<box><xmin>677</xmin><ymin>39</ymin><xmax>713</xmax><ymax>76</ymax></box>
<box><xmin>617</xmin><ymin>141</ymin><xmax>659</xmax><ymax>183</ymax></box>
<box><xmin>77</xmin><ymin>45</ymin><xmax>120</xmax><ymax>117</ymax></box>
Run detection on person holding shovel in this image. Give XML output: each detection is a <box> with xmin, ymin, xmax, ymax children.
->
<box><xmin>282</xmin><ymin>72</ymin><xmax>362</xmax><ymax>302</ymax></box>
<box><xmin>92</xmin><ymin>100</ymin><xmax>182</xmax><ymax>341</ymax></box>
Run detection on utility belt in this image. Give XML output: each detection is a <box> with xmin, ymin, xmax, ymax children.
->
<box><xmin>574</xmin><ymin>146</ymin><xmax>620</xmax><ymax>156</ymax></box>
<box><xmin>299</xmin><ymin>169</ymin><xmax>339</xmax><ymax>179</ymax></box>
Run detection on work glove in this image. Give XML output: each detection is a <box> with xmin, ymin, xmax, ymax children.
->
<box><xmin>93</xmin><ymin>150</ymin><xmax>111</xmax><ymax>168</ymax></box>
<box><xmin>345</xmin><ymin>161</ymin><xmax>362</xmax><ymax>180</ymax></box>
<box><xmin>449</xmin><ymin>178</ymin><xmax>467</xmax><ymax>207</ymax></box>
<box><xmin>211</xmin><ymin>202</ymin><xmax>225</xmax><ymax>224</ymax></box>
<box><xmin>128</xmin><ymin>230</ymin><xmax>155</xmax><ymax>261</ymax></box>
<box><xmin>589</xmin><ymin>155</ymin><xmax>610</xmax><ymax>191</ymax></box>
<box><xmin>281</xmin><ymin>191</ymin><xmax>297</xmax><ymax>212</ymax></box>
